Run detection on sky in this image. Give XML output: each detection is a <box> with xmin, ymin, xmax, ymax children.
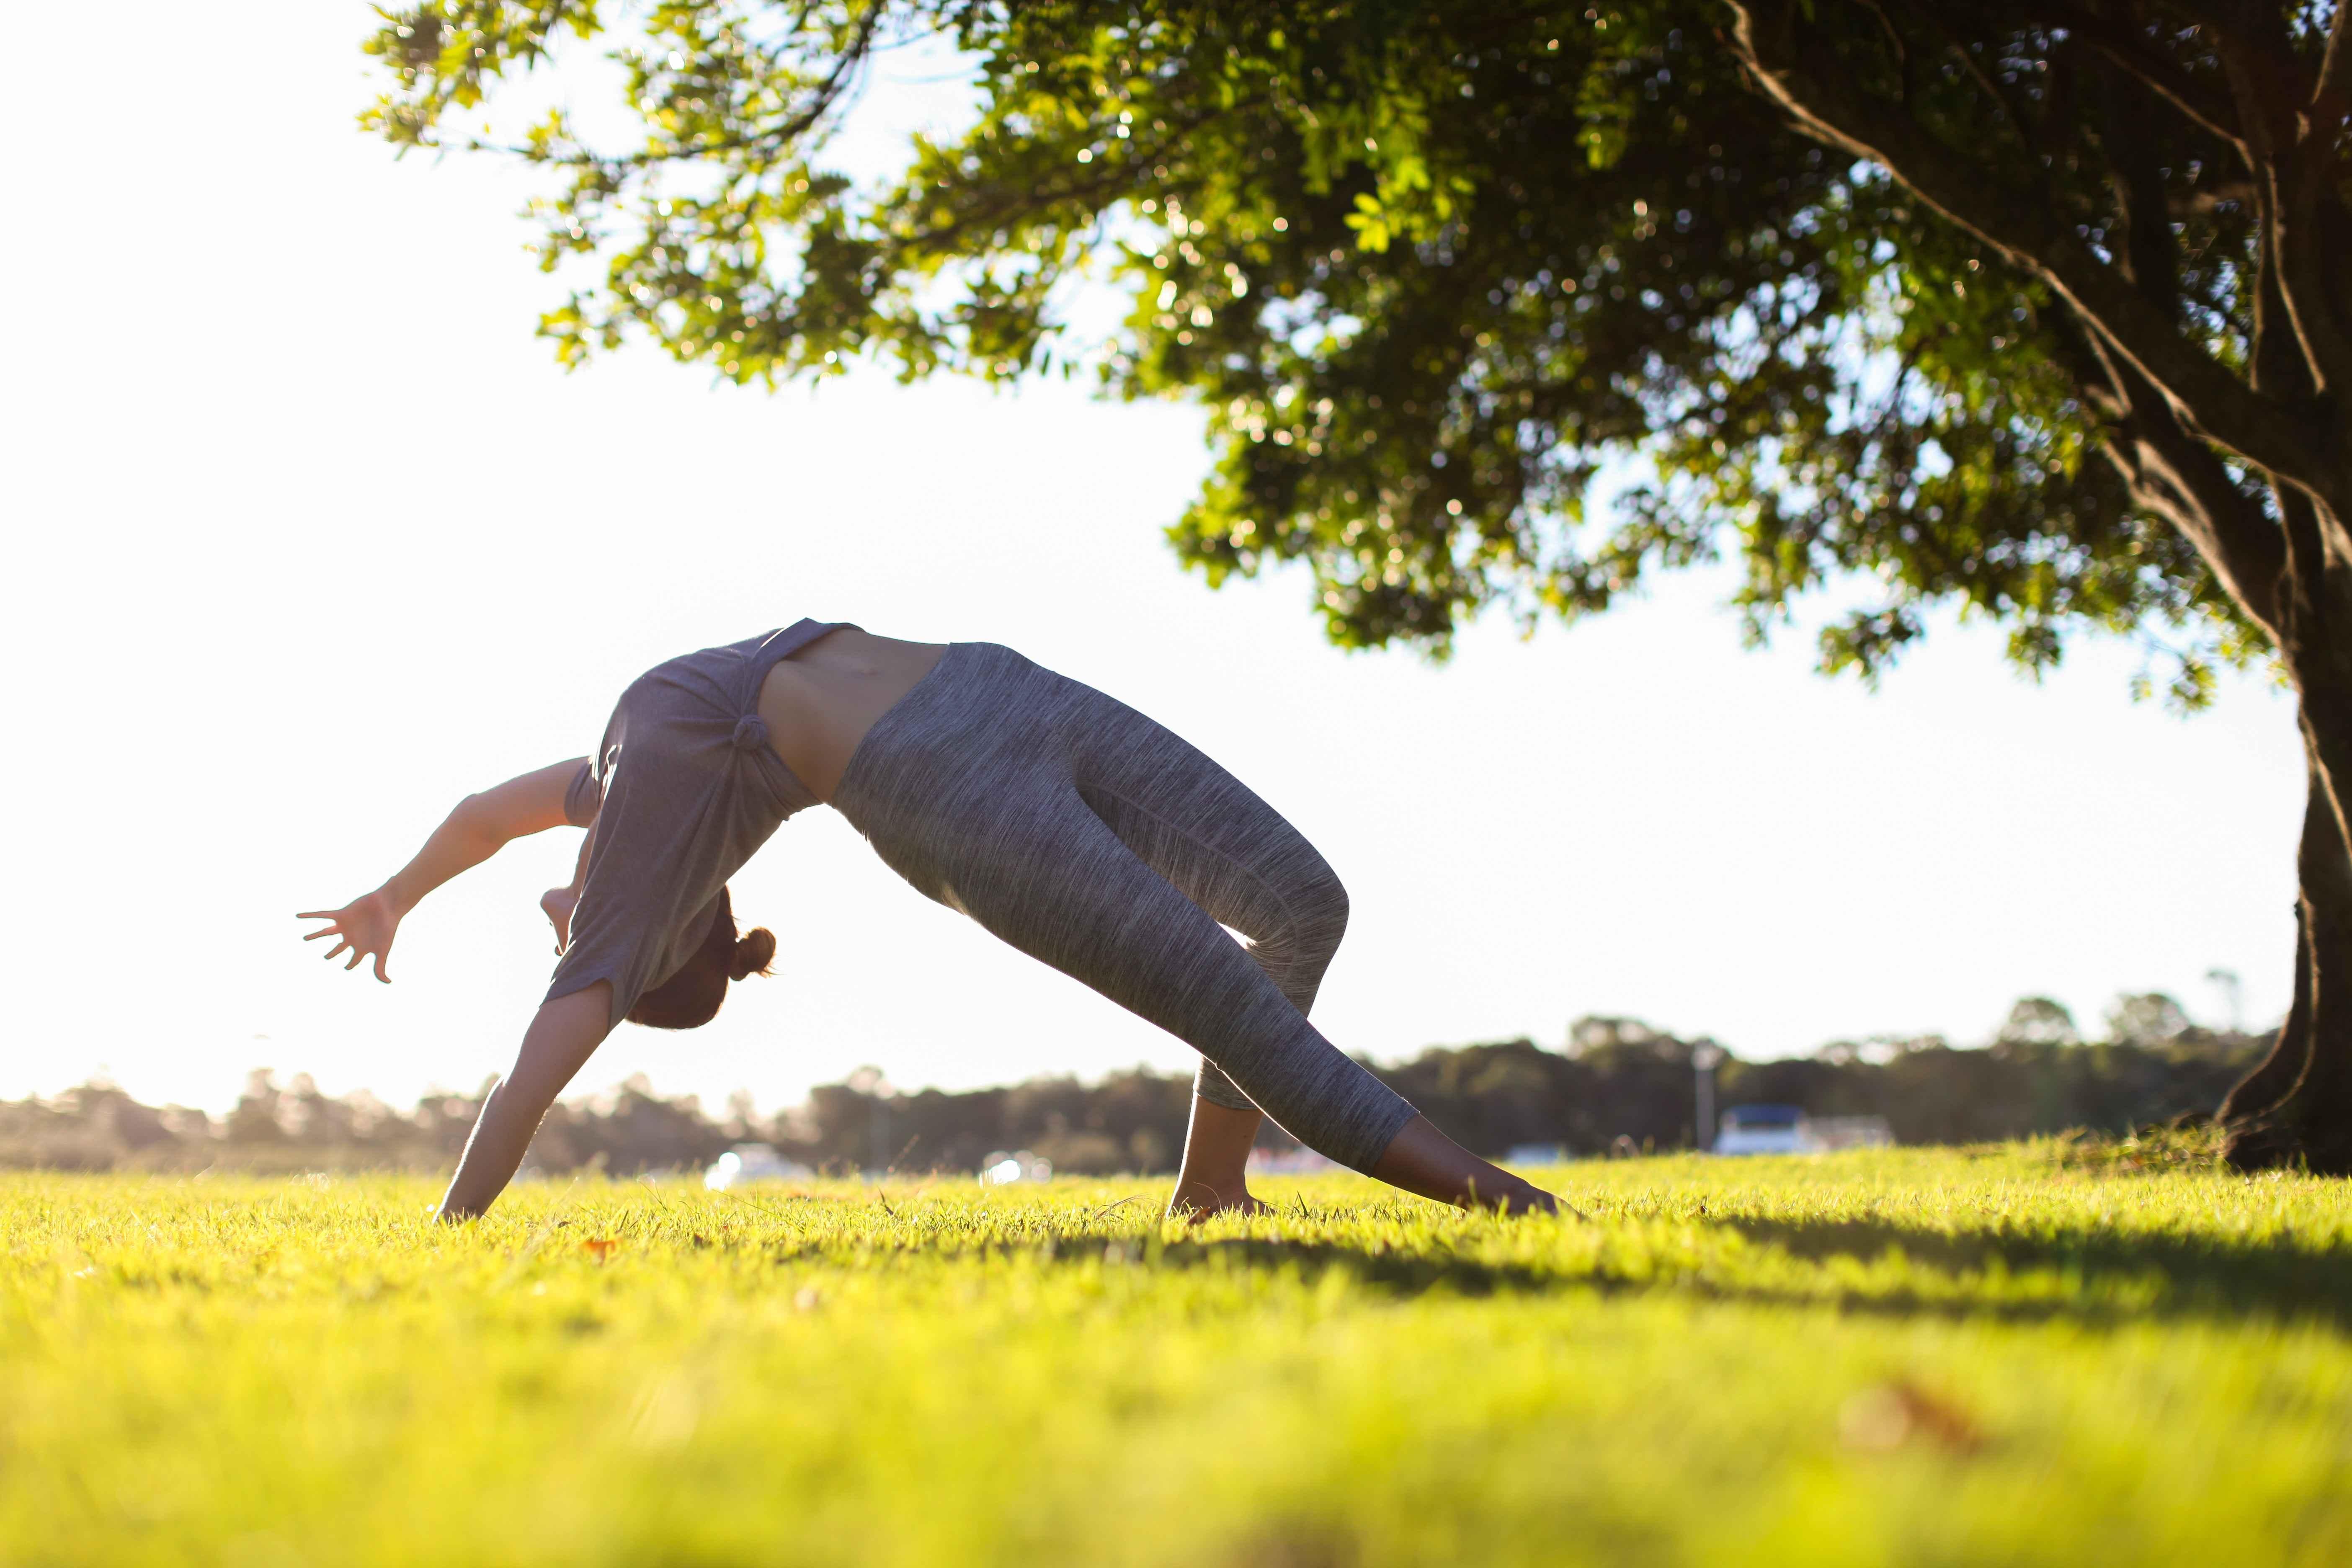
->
<box><xmin>0</xmin><ymin>3</ymin><xmax>2306</xmax><ymax>1117</ymax></box>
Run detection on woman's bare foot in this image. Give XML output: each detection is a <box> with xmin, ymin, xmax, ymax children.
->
<box><xmin>1166</xmin><ymin>1180</ymin><xmax>1272</xmax><ymax>1223</ymax></box>
<box><xmin>539</xmin><ymin>885</ymin><xmax>578</xmax><ymax>953</ymax></box>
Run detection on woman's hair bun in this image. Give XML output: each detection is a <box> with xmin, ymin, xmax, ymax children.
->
<box><xmin>730</xmin><ymin>926</ymin><xmax>778</xmax><ymax>982</ymax></box>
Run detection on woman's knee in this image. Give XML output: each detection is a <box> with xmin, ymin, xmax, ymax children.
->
<box><xmin>1254</xmin><ymin>866</ymin><xmax>1346</xmax><ymax>999</ymax></box>
<box><xmin>1292</xmin><ymin>861</ymin><xmax>1349</xmax><ymax>961</ymax></box>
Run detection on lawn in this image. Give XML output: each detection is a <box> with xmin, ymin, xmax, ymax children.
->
<box><xmin>2</xmin><ymin>1148</ymin><xmax>2347</xmax><ymax>1566</ymax></box>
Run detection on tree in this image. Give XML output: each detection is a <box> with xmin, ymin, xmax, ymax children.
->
<box><xmin>224</xmin><ymin>1069</ymin><xmax>288</xmax><ymax>1145</ymax></box>
<box><xmin>363</xmin><ymin>1</ymin><xmax>2350</xmax><ymax>1169</ymax></box>
<box><xmin>1998</xmin><ymin>995</ymin><xmax>2082</xmax><ymax>1047</ymax></box>
<box><xmin>2105</xmin><ymin>991</ymin><xmax>2194</xmax><ymax>1046</ymax></box>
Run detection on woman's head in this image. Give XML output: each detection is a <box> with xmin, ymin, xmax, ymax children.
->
<box><xmin>626</xmin><ymin>886</ymin><xmax>775</xmax><ymax>1030</ymax></box>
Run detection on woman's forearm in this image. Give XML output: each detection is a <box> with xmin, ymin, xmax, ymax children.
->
<box><xmin>438</xmin><ymin>1077</ymin><xmax>551</xmax><ymax>1221</ymax></box>
<box><xmin>438</xmin><ymin>984</ymin><xmax>613</xmax><ymax>1220</ymax></box>
<box><xmin>380</xmin><ymin>796</ymin><xmax>510</xmax><ymax>916</ymax></box>
<box><xmin>384</xmin><ymin>758</ymin><xmax>591</xmax><ymax>917</ymax></box>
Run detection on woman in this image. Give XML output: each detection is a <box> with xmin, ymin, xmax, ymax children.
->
<box><xmin>300</xmin><ymin>622</ymin><xmax>1560</xmax><ymax>1221</ymax></box>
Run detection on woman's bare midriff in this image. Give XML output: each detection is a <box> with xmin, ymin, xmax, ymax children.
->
<box><xmin>756</xmin><ymin>627</ymin><xmax>949</xmax><ymax>803</ymax></box>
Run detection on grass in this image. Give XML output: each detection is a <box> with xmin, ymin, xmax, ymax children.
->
<box><xmin>3</xmin><ymin>1146</ymin><xmax>2348</xmax><ymax>1566</ymax></box>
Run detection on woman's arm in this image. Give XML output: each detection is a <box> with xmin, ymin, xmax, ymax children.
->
<box><xmin>299</xmin><ymin>758</ymin><xmax>588</xmax><ymax>981</ymax></box>
<box><xmin>438</xmin><ymin>983</ymin><xmax>614</xmax><ymax>1220</ymax></box>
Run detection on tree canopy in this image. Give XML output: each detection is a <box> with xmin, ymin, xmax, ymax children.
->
<box><xmin>364</xmin><ymin>0</ymin><xmax>2275</xmax><ymax>689</ymax></box>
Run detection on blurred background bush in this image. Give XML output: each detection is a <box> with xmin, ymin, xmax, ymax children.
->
<box><xmin>0</xmin><ymin>993</ymin><xmax>2259</xmax><ymax>1176</ymax></box>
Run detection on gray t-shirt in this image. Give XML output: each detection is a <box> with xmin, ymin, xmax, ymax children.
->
<box><xmin>549</xmin><ymin>619</ymin><xmax>846</xmax><ymax>1024</ymax></box>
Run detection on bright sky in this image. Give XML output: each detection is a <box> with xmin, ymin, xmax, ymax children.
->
<box><xmin>1</xmin><ymin>4</ymin><xmax>2305</xmax><ymax>1117</ymax></box>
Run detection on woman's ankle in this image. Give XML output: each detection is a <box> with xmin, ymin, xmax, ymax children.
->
<box><xmin>1167</xmin><ymin>1171</ymin><xmax>1259</xmax><ymax>1217</ymax></box>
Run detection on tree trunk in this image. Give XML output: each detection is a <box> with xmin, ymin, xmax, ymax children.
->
<box><xmin>2219</xmin><ymin>897</ymin><xmax>2310</xmax><ymax>1126</ymax></box>
<box><xmin>2229</xmin><ymin>482</ymin><xmax>2352</xmax><ymax>1173</ymax></box>
<box><xmin>2226</xmin><ymin>722</ymin><xmax>2352</xmax><ymax>1174</ymax></box>
<box><xmin>2220</xmin><ymin>761</ymin><xmax>2321</xmax><ymax>1127</ymax></box>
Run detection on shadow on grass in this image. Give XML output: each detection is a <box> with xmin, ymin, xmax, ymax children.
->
<box><xmin>1147</xmin><ymin>1235</ymin><xmax>1561</xmax><ymax>1299</ymax></box>
<box><xmin>1721</xmin><ymin>1217</ymin><xmax>2352</xmax><ymax>1331</ymax></box>
<box><xmin>1024</xmin><ymin>1223</ymin><xmax>2352</xmax><ymax>1331</ymax></box>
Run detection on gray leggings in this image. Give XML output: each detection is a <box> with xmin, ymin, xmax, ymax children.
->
<box><xmin>833</xmin><ymin>642</ymin><xmax>1419</xmax><ymax>1172</ymax></box>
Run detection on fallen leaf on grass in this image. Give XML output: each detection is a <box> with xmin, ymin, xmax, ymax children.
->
<box><xmin>1839</xmin><ymin>1379</ymin><xmax>1986</xmax><ymax>1455</ymax></box>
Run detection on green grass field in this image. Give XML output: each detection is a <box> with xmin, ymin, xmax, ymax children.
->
<box><xmin>4</xmin><ymin>1147</ymin><xmax>2348</xmax><ymax>1565</ymax></box>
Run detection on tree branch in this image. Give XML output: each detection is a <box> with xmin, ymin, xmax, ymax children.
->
<box><xmin>2316</xmin><ymin>0</ymin><xmax>2352</xmax><ymax>116</ymax></box>
<box><xmin>2166</xmin><ymin>179</ymin><xmax>2256</xmax><ymax>217</ymax></box>
<box><xmin>2095</xmin><ymin>64</ymin><xmax>2180</xmax><ymax>315</ymax></box>
<box><xmin>2049</xmin><ymin>300</ymin><xmax>2281</xmax><ymax>632</ymax></box>
<box><xmin>1726</xmin><ymin>0</ymin><xmax>2341</xmax><ymax>511</ymax></box>
<box><xmin>2098</xmin><ymin>400</ymin><xmax>2285</xmax><ymax>637</ymax></box>
<box><xmin>2216</xmin><ymin>26</ymin><xmax>2352</xmax><ymax>404</ymax></box>
<box><xmin>493</xmin><ymin>5</ymin><xmax>886</xmax><ymax>174</ymax></box>
<box><xmin>2030</xmin><ymin>0</ymin><xmax>2248</xmax><ymax>152</ymax></box>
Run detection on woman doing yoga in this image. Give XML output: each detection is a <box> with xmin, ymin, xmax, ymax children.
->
<box><xmin>299</xmin><ymin>622</ymin><xmax>1560</xmax><ymax>1221</ymax></box>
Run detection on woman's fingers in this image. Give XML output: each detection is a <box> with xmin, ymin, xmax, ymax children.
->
<box><xmin>301</xmin><ymin>906</ymin><xmax>393</xmax><ymax>980</ymax></box>
<box><xmin>299</xmin><ymin>912</ymin><xmax>354</xmax><ymax>944</ymax></box>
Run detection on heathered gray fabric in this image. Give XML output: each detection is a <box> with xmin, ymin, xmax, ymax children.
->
<box><xmin>548</xmin><ymin>619</ymin><xmax>845</xmax><ymax>1025</ymax></box>
<box><xmin>833</xmin><ymin>642</ymin><xmax>1418</xmax><ymax>1173</ymax></box>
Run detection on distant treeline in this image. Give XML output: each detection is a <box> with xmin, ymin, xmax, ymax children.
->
<box><xmin>0</xmin><ymin>995</ymin><xmax>2264</xmax><ymax>1176</ymax></box>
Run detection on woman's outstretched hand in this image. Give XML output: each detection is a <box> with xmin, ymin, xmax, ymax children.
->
<box><xmin>296</xmin><ymin>890</ymin><xmax>403</xmax><ymax>983</ymax></box>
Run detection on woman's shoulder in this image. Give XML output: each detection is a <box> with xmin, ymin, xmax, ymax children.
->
<box><xmin>644</xmin><ymin>619</ymin><xmax>843</xmax><ymax>681</ymax></box>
